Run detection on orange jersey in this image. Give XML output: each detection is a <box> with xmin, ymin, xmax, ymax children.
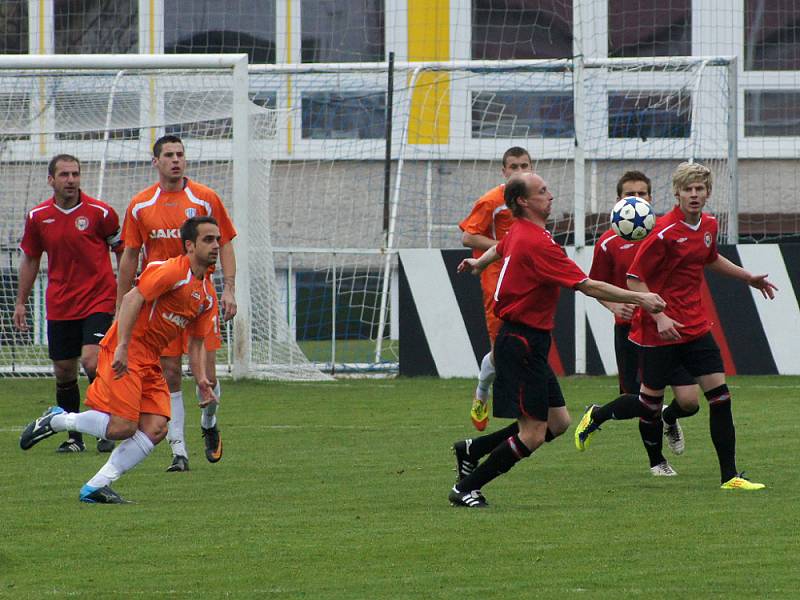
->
<box><xmin>458</xmin><ymin>184</ymin><xmax>514</xmax><ymax>259</ymax></box>
<box><xmin>122</xmin><ymin>178</ymin><xmax>236</xmax><ymax>265</ymax></box>
<box><xmin>101</xmin><ymin>255</ymin><xmax>216</xmax><ymax>365</ymax></box>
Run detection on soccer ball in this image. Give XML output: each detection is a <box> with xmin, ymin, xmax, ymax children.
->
<box><xmin>610</xmin><ymin>196</ymin><xmax>656</xmax><ymax>241</ymax></box>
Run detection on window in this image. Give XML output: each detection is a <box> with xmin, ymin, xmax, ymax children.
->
<box><xmin>301</xmin><ymin>92</ymin><xmax>386</xmax><ymax>139</ymax></box>
<box><xmin>0</xmin><ymin>1</ymin><xmax>27</xmax><ymax>54</ymax></box>
<box><xmin>608</xmin><ymin>91</ymin><xmax>691</xmax><ymax>138</ymax></box>
<box><xmin>745</xmin><ymin>91</ymin><xmax>800</xmax><ymax>136</ymax></box>
<box><xmin>301</xmin><ymin>0</ymin><xmax>384</xmax><ymax>63</ymax></box>
<box><xmin>54</xmin><ymin>91</ymin><xmax>140</xmax><ymax>140</ymax></box>
<box><xmin>472</xmin><ymin>0</ymin><xmax>573</xmax><ymax>60</ymax></box>
<box><xmin>165</xmin><ymin>0</ymin><xmax>276</xmax><ymax>64</ymax></box>
<box><xmin>745</xmin><ymin>0</ymin><xmax>800</xmax><ymax>70</ymax></box>
<box><xmin>472</xmin><ymin>91</ymin><xmax>574</xmax><ymax>138</ymax></box>
<box><xmin>608</xmin><ymin>0</ymin><xmax>690</xmax><ymax>58</ymax></box>
<box><xmin>54</xmin><ymin>0</ymin><xmax>137</xmax><ymax>54</ymax></box>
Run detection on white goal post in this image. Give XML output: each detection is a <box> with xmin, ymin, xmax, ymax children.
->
<box><xmin>0</xmin><ymin>53</ymin><xmax>329</xmax><ymax>380</ymax></box>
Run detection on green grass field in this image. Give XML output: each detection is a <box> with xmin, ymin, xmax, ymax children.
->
<box><xmin>1</xmin><ymin>376</ymin><xmax>798</xmax><ymax>598</ymax></box>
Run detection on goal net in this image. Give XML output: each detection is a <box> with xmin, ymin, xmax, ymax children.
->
<box><xmin>249</xmin><ymin>56</ymin><xmax>735</xmax><ymax>369</ymax></box>
<box><xmin>0</xmin><ymin>55</ymin><xmax>329</xmax><ymax>380</ymax></box>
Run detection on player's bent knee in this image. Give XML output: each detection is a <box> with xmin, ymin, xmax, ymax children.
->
<box><xmin>139</xmin><ymin>414</ymin><xmax>169</xmax><ymax>443</ymax></box>
<box><xmin>105</xmin><ymin>417</ymin><xmax>138</xmax><ymax>440</ymax></box>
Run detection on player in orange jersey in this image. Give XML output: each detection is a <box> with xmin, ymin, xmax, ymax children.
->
<box><xmin>20</xmin><ymin>216</ymin><xmax>220</xmax><ymax>503</ymax></box>
<box><xmin>458</xmin><ymin>147</ymin><xmax>532</xmax><ymax>431</ymax></box>
<box><xmin>117</xmin><ymin>135</ymin><xmax>236</xmax><ymax>472</ymax></box>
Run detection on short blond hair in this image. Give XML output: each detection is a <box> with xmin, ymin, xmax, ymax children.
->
<box><xmin>672</xmin><ymin>161</ymin><xmax>712</xmax><ymax>195</ymax></box>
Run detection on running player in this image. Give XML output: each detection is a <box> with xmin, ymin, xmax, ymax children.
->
<box><xmin>19</xmin><ymin>216</ymin><xmax>221</xmax><ymax>503</ymax></box>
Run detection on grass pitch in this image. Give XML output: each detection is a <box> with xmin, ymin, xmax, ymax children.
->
<box><xmin>1</xmin><ymin>376</ymin><xmax>798</xmax><ymax>598</ymax></box>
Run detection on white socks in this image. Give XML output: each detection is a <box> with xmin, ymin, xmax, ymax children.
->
<box><xmin>475</xmin><ymin>352</ymin><xmax>496</xmax><ymax>401</ymax></box>
<box><xmin>86</xmin><ymin>430</ymin><xmax>154</xmax><ymax>489</ymax></box>
<box><xmin>51</xmin><ymin>409</ymin><xmax>110</xmax><ymax>440</ymax></box>
<box><xmin>166</xmin><ymin>391</ymin><xmax>187</xmax><ymax>458</ymax></box>
<box><xmin>199</xmin><ymin>381</ymin><xmax>221</xmax><ymax>429</ymax></box>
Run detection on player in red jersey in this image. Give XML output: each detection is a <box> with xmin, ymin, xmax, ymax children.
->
<box><xmin>576</xmin><ymin>162</ymin><xmax>776</xmax><ymax>490</ymax></box>
<box><xmin>580</xmin><ymin>171</ymin><xmax>699</xmax><ymax>476</ymax></box>
<box><xmin>447</xmin><ymin>172</ymin><xmax>666</xmax><ymax>508</ymax></box>
<box><xmin>117</xmin><ymin>135</ymin><xmax>236</xmax><ymax>472</ymax></box>
<box><xmin>19</xmin><ymin>217</ymin><xmax>220</xmax><ymax>503</ymax></box>
<box><xmin>14</xmin><ymin>154</ymin><xmax>121</xmax><ymax>454</ymax></box>
<box><xmin>458</xmin><ymin>146</ymin><xmax>532</xmax><ymax>431</ymax></box>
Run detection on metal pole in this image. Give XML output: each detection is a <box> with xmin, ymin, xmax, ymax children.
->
<box><xmin>383</xmin><ymin>52</ymin><xmax>395</xmax><ymax>243</ymax></box>
<box><xmin>727</xmin><ymin>57</ymin><xmax>739</xmax><ymax>244</ymax></box>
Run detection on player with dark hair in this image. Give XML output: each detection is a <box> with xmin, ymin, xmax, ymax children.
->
<box><xmin>14</xmin><ymin>154</ymin><xmax>121</xmax><ymax>453</ymax></box>
<box><xmin>575</xmin><ymin>162</ymin><xmax>776</xmax><ymax>490</ymax></box>
<box><xmin>580</xmin><ymin>170</ymin><xmax>700</xmax><ymax>476</ymax></box>
<box><xmin>117</xmin><ymin>134</ymin><xmax>237</xmax><ymax>472</ymax></box>
<box><xmin>449</xmin><ymin>172</ymin><xmax>666</xmax><ymax>508</ymax></box>
<box><xmin>458</xmin><ymin>146</ymin><xmax>532</xmax><ymax>431</ymax></box>
<box><xmin>19</xmin><ymin>216</ymin><xmax>221</xmax><ymax>503</ymax></box>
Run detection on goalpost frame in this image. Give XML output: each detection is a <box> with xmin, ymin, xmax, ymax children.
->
<box><xmin>0</xmin><ymin>53</ymin><xmax>254</xmax><ymax>378</ymax></box>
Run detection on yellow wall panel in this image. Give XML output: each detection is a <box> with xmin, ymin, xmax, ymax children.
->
<box><xmin>407</xmin><ymin>0</ymin><xmax>449</xmax><ymax>145</ymax></box>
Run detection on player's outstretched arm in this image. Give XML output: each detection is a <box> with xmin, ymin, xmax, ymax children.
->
<box><xmin>219</xmin><ymin>242</ymin><xmax>237</xmax><ymax>321</ymax></box>
<box><xmin>706</xmin><ymin>255</ymin><xmax>778</xmax><ymax>299</ymax></box>
<box><xmin>13</xmin><ymin>254</ymin><xmax>41</xmax><ymax>332</ymax></box>
<box><xmin>116</xmin><ymin>247</ymin><xmax>141</xmax><ymax>313</ymax></box>
<box><xmin>577</xmin><ymin>278</ymin><xmax>666</xmax><ymax>314</ymax></box>
<box><xmin>187</xmin><ymin>335</ymin><xmax>217</xmax><ymax>407</ymax></box>
<box><xmin>457</xmin><ymin>244</ymin><xmax>500</xmax><ymax>275</ymax></box>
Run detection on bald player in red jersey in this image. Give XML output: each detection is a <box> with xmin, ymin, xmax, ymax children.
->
<box><xmin>447</xmin><ymin>172</ymin><xmax>666</xmax><ymax>508</ymax></box>
<box><xmin>459</xmin><ymin>146</ymin><xmax>532</xmax><ymax>431</ymax></box>
<box><xmin>118</xmin><ymin>134</ymin><xmax>236</xmax><ymax>472</ymax></box>
<box><xmin>581</xmin><ymin>171</ymin><xmax>699</xmax><ymax>476</ymax></box>
<box><xmin>14</xmin><ymin>154</ymin><xmax>122</xmax><ymax>454</ymax></box>
<box><xmin>576</xmin><ymin>162</ymin><xmax>776</xmax><ymax>491</ymax></box>
<box><xmin>19</xmin><ymin>217</ymin><xmax>221</xmax><ymax>503</ymax></box>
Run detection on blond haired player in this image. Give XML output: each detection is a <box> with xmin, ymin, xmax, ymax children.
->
<box><xmin>20</xmin><ymin>217</ymin><xmax>221</xmax><ymax>503</ymax></box>
<box><xmin>459</xmin><ymin>147</ymin><xmax>532</xmax><ymax>431</ymax></box>
<box><xmin>117</xmin><ymin>135</ymin><xmax>237</xmax><ymax>472</ymax></box>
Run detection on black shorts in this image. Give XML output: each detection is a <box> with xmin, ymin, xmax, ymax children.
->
<box><xmin>47</xmin><ymin>312</ymin><xmax>114</xmax><ymax>361</ymax></box>
<box><xmin>639</xmin><ymin>332</ymin><xmax>724</xmax><ymax>391</ymax></box>
<box><xmin>615</xmin><ymin>324</ymin><xmax>694</xmax><ymax>394</ymax></box>
<box><xmin>492</xmin><ymin>322</ymin><xmax>565</xmax><ymax>422</ymax></box>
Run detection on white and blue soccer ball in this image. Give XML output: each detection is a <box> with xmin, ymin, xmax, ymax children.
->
<box><xmin>610</xmin><ymin>196</ymin><xmax>656</xmax><ymax>241</ymax></box>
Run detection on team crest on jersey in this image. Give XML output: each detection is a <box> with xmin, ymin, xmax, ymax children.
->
<box><xmin>191</xmin><ymin>291</ymin><xmax>201</xmax><ymax>300</ymax></box>
<box><xmin>185</xmin><ymin>208</ymin><xmax>197</xmax><ymax>218</ymax></box>
<box><xmin>75</xmin><ymin>216</ymin><xmax>89</xmax><ymax>231</ymax></box>
<box><xmin>704</xmin><ymin>232</ymin><xmax>712</xmax><ymax>247</ymax></box>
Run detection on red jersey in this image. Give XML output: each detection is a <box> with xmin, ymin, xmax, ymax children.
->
<box><xmin>101</xmin><ymin>255</ymin><xmax>216</xmax><ymax>365</ymax></box>
<box><xmin>19</xmin><ymin>192</ymin><xmax>121</xmax><ymax>320</ymax></box>
<box><xmin>627</xmin><ymin>205</ymin><xmax>719</xmax><ymax>346</ymax></box>
<box><xmin>122</xmin><ymin>178</ymin><xmax>236</xmax><ymax>266</ymax></box>
<box><xmin>589</xmin><ymin>229</ymin><xmax>643</xmax><ymax>325</ymax></box>
<box><xmin>494</xmin><ymin>219</ymin><xmax>588</xmax><ymax>331</ymax></box>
